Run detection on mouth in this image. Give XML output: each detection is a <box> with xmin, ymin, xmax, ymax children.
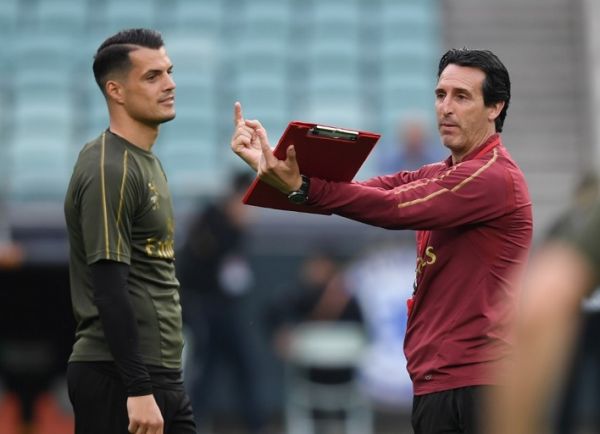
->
<box><xmin>439</xmin><ymin>122</ymin><xmax>458</xmax><ymax>131</ymax></box>
<box><xmin>159</xmin><ymin>96</ymin><xmax>175</xmax><ymax>105</ymax></box>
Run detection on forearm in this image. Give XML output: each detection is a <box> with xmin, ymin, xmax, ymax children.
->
<box><xmin>91</xmin><ymin>260</ymin><xmax>152</xmax><ymax>396</ymax></box>
<box><xmin>306</xmin><ymin>178</ymin><xmax>408</xmax><ymax>229</ymax></box>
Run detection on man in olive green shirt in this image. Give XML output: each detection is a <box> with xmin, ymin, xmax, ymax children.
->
<box><xmin>64</xmin><ymin>28</ymin><xmax>195</xmax><ymax>434</ymax></box>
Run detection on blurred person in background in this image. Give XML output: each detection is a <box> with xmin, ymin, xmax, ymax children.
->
<box><xmin>265</xmin><ymin>248</ymin><xmax>365</xmax><ymax>432</ymax></box>
<box><xmin>547</xmin><ymin>171</ymin><xmax>599</xmax><ymax>238</ymax></box>
<box><xmin>489</xmin><ymin>172</ymin><xmax>600</xmax><ymax>434</ymax></box>
<box><xmin>265</xmin><ymin>248</ymin><xmax>363</xmax><ymax>359</ymax></box>
<box><xmin>378</xmin><ymin>115</ymin><xmax>441</xmax><ymax>173</ymax></box>
<box><xmin>64</xmin><ymin>28</ymin><xmax>196</xmax><ymax>434</ymax></box>
<box><xmin>231</xmin><ymin>48</ymin><xmax>532</xmax><ymax>434</ymax></box>
<box><xmin>177</xmin><ymin>172</ymin><xmax>268</xmax><ymax>434</ymax></box>
<box><xmin>551</xmin><ymin>172</ymin><xmax>600</xmax><ymax>433</ymax></box>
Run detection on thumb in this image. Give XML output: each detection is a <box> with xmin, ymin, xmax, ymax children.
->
<box><xmin>286</xmin><ymin>145</ymin><xmax>297</xmax><ymax>163</ymax></box>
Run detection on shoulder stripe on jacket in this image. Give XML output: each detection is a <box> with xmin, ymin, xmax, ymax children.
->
<box><xmin>451</xmin><ymin>148</ymin><xmax>498</xmax><ymax>192</ymax></box>
<box><xmin>397</xmin><ymin>148</ymin><xmax>499</xmax><ymax>209</ymax></box>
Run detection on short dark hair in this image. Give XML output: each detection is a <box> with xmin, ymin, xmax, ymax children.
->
<box><xmin>93</xmin><ymin>28</ymin><xmax>164</xmax><ymax>95</ymax></box>
<box><xmin>438</xmin><ymin>48</ymin><xmax>511</xmax><ymax>132</ymax></box>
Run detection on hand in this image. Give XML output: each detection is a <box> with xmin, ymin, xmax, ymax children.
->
<box><xmin>230</xmin><ymin>102</ymin><xmax>261</xmax><ymax>172</ymax></box>
<box><xmin>127</xmin><ymin>394</ymin><xmax>164</xmax><ymax>434</ymax></box>
<box><xmin>255</xmin><ymin>126</ymin><xmax>303</xmax><ymax>194</ymax></box>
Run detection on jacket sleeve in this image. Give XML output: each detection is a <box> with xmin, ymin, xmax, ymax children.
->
<box><xmin>306</xmin><ymin>150</ymin><xmax>515</xmax><ymax>230</ymax></box>
<box><xmin>356</xmin><ymin>163</ymin><xmax>445</xmax><ymax>190</ymax></box>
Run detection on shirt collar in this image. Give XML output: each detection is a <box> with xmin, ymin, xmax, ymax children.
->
<box><xmin>444</xmin><ymin>133</ymin><xmax>501</xmax><ymax>167</ymax></box>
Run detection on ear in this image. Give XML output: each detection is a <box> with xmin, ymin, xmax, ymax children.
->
<box><xmin>105</xmin><ymin>80</ymin><xmax>125</xmax><ymax>105</ymax></box>
<box><xmin>488</xmin><ymin>100</ymin><xmax>505</xmax><ymax>123</ymax></box>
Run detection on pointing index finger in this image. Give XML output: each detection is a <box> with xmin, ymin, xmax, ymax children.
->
<box><xmin>234</xmin><ymin>101</ymin><xmax>244</xmax><ymax>126</ymax></box>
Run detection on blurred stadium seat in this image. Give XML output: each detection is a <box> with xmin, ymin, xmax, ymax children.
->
<box><xmin>34</xmin><ymin>0</ymin><xmax>89</xmax><ymax>33</ymax></box>
<box><xmin>105</xmin><ymin>0</ymin><xmax>156</xmax><ymax>30</ymax></box>
<box><xmin>0</xmin><ymin>0</ymin><xmax>20</xmax><ymax>36</ymax></box>
<box><xmin>312</xmin><ymin>0</ymin><xmax>361</xmax><ymax>24</ymax></box>
<box><xmin>170</xmin><ymin>0</ymin><xmax>223</xmax><ymax>35</ymax></box>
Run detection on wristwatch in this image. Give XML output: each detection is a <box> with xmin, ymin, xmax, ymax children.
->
<box><xmin>287</xmin><ymin>175</ymin><xmax>310</xmax><ymax>204</ymax></box>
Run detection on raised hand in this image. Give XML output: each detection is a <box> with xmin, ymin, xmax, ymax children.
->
<box><xmin>255</xmin><ymin>126</ymin><xmax>302</xmax><ymax>194</ymax></box>
<box><xmin>230</xmin><ymin>102</ymin><xmax>261</xmax><ymax>172</ymax></box>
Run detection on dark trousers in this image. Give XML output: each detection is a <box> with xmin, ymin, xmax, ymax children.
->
<box><xmin>67</xmin><ymin>362</ymin><xmax>197</xmax><ymax>434</ymax></box>
<box><xmin>412</xmin><ymin>386</ymin><xmax>492</xmax><ymax>434</ymax></box>
<box><xmin>557</xmin><ymin>311</ymin><xmax>600</xmax><ymax>433</ymax></box>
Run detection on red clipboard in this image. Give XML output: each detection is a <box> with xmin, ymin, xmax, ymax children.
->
<box><xmin>243</xmin><ymin>121</ymin><xmax>380</xmax><ymax>214</ymax></box>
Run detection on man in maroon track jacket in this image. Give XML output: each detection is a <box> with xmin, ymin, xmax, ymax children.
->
<box><xmin>231</xmin><ymin>48</ymin><xmax>533</xmax><ymax>434</ymax></box>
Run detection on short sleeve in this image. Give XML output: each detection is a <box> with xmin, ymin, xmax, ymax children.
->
<box><xmin>79</xmin><ymin>149</ymin><xmax>136</xmax><ymax>265</ymax></box>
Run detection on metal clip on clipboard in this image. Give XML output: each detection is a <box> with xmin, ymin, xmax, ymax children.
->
<box><xmin>309</xmin><ymin>125</ymin><xmax>359</xmax><ymax>141</ymax></box>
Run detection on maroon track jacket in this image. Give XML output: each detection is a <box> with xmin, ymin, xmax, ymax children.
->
<box><xmin>306</xmin><ymin>133</ymin><xmax>533</xmax><ymax>395</ymax></box>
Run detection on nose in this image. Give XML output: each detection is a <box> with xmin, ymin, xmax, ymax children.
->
<box><xmin>165</xmin><ymin>73</ymin><xmax>176</xmax><ymax>91</ymax></box>
<box><xmin>437</xmin><ymin>95</ymin><xmax>452</xmax><ymax>117</ymax></box>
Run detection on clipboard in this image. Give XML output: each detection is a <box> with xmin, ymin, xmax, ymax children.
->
<box><xmin>243</xmin><ymin>121</ymin><xmax>380</xmax><ymax>214</ymax></box>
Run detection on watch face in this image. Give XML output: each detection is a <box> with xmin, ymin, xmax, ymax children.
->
<box><xmin>288</xmin><ymin>175</ymin><xmax>310</xmax><ymax>204</ymax></box>
<box><xmin>288</xmin><ymin>191</ymin><xmax>308</xmax><ymax>204</ymax></box>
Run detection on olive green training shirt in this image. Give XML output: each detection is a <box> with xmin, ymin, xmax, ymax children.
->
<box><xmin>64</xmin><ymin>130</ymin><xmax>184</xmax><ymax>369</ymax></box>
<box><xmin>569</xmin><ymin>202</ymin><xmax>600</xmax><ymax>288</ymax></box>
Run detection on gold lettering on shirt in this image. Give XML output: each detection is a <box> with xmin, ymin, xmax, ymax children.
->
<box><xmin>424</xmin><ymin>246</ymin><xmax>437</xmax><ymax>264</ymax></box>
<box><xmin>148</xmin><ymin>182</ymin><xmax>159</xmax><ymax>210</ymax></box>
<box><xmin>415</xmin><ymin>246</ymin><xmax>437</xmax><ymax>274</ymax></box>
<box><xmin>145</xmin><ymin>218</ymin><xmax>175</xmax><ymax>259</ymax></box>
<box><xmin>145</xmin><ymin>237</ymin><xmax>175</xmax><ymax>259</ymax></box>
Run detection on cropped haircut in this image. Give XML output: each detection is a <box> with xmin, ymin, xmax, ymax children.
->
<box><xmin>438</xmin><ymin>48</ymin><xmax>511</xmax><ymax>132</ymax></box>
<box><xmin>93</xmin><ymin>28</ymin><xmax>164</xmax><ymax>95</ymax></box>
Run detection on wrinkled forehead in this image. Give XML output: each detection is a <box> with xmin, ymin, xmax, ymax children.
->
<box><xmin>437</xmin><ymin>64</ymin><xmax>486</xmax><ymax>94</ymax></box>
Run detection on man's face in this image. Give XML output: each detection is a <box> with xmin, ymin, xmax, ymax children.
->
<box><xmin>120</xmin><ymin>46</ymin><xmax>176</xmax><ymax>125</ymax></box>
<box><xmin>435</xmin><ymin>64</ymin><xmax>501</xmax><ymax>161</ymax></box>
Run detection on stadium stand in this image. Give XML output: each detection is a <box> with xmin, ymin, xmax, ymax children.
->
<box><xmin>1</xmin><ymin>0</ymin><xmax>439</xmax><ymax>204</ymax></box>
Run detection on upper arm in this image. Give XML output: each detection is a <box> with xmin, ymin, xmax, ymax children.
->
<box><xmin>78</xmin><ymin>156</ymin><xmax>138</xmax><ymax>265</ymax></box>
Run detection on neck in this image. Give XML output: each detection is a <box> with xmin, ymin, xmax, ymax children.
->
<box><xmin>451</xmin><ymin>127</ymin><xmax>497</xmax><ymax>164</ymax></box>
<box><xmin>109</xmin><ymin>115</ymin><xmax>159</xmax><ymax>152</ymax></box>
